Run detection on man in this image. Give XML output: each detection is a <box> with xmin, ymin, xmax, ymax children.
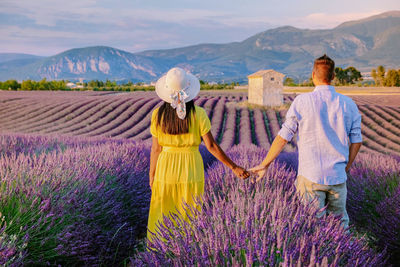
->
<box><xmin>250</xmin><ymin>55</ymin><xmax>362</xmax><ymax>228</ymax></box>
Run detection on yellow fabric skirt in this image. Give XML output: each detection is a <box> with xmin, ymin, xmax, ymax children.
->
<box><xmin>147</xmin><ymin>146</ymin><xmax>205</xmax><ymax>240</ymax></box>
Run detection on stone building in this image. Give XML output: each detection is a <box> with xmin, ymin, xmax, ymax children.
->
<box><xmin>247</xmin><ymin>70</ymin><xmax>285</xmax><ymax>106</ymax></box>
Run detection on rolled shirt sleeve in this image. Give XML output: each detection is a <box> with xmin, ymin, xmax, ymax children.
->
<box><xmin>278</xmin><ymin>100</ymin><xmax>299</xmax><ymax>142</ymax></box>
<box><xmin>349</xmin><ymin>106</ymin><xmax>362</xmax><ymax>143</ymax></box>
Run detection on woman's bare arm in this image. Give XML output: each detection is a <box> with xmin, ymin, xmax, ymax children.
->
<box><xmin>149</xmin><ymin>137</ymin><xmax>162</xmax><ymax>189</ymax></box>
<box><xmin>202</xmin><ymin>131</ymin><xmax>249</xmax><ymax>179</ymax></box>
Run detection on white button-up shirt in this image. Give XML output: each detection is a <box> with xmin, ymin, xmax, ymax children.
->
<box><xmin>278</xmin><ymin>85</ymin><xmax>362</xmax><ymax>185</ymax></box>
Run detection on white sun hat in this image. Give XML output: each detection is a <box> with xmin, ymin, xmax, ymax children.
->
<box><xmin>155</xmin><ymin>67</ymin><xmax>200</xmax><ymax>119</ymax></box>
<box><xmin>155</xmin><ymin>67</ymin><xmax>200</xmax><ymax>104</ymax></box>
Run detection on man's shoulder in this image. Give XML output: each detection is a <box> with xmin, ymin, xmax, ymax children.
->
<box><xmin>335</xmin><ymin>92</ymin><xmax>358</xmax><ymax>108</ymax></box>
<box><xmin>292</xmin><ymin>92</ymin><xmax>313</xmax><ymax>103</ymax></box>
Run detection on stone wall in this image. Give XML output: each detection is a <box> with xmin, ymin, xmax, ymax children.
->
<box><xmin>248</xmin><ymin>71</ymin><xmax>283</xmax><ymax>106</ymax></box>
<box><xmin>248</xmin><ymin>77</ymin><xmax>263</xmax><ymax>105</ymax></box>
<box><xmin>262</xmin><ymin>72</ymin><xmax>283</xmax><ymax>106</ymax></box>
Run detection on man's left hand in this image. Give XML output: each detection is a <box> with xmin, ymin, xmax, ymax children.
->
<box><xmin>249</xmin><ymin>165</ymin><xmax>268</xmax><ymax>182</ymax></box>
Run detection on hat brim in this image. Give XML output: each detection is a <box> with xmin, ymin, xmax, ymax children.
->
<box><xmin>155</xmin><ymin>72</ymin><xmax>200</xmax><ymax>103</ymax></box>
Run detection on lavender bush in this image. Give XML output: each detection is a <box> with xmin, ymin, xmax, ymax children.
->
<box><xmin>0</xmin><ymin>134</ymin><xmax>151</xmax><ymax>265</ymax></box>
<box><xmin>0</xmin><ymin>213</ymin><xmax>28</xmax><ymax>266</ymax></box>
<box><xmin>133</xmin><ymin>145</ymin><xmax>386</xmax><ymax>266</ymax></box>
<box><xmin>347</xmin><ymin>152</ymin><xmax>400</xmax><ymax>263</ymax></box>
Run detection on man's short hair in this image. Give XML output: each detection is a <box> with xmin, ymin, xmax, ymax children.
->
<box><xmin>313</xmin><ymin>54</ymin><xmax>335</xmax><ymax>82</ymax></box>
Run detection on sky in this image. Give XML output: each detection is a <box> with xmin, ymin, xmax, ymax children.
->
<box><xmin>0</xmin><ymin>0</ymin><xmax>399</xmax><ymax>56</ymax></box>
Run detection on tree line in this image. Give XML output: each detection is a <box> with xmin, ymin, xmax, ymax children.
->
<box><xmin>2</xmin><ymin>66</ymin><xmax>399</xmax><ymax>91</ymax></box>
<box><xmin>285</xmin><ymin>65</ymin><xmax>400</xmax><ymax>87</ymax></box>
<box><xmin>371</xmin><ymin>66</ymin><xmax>400</xmax><ymax>87</ymax></box>
<box><xmin>285</xmin><ymin>66</ymin><xmax>362</xmax><ymax>86</ymax></box>
<box><xmin>0</xmin><ymin>79</ymin><xmax>237</xmax><ymax>91</ymax></box>
<box><xmin>0</xmin><ymin>79</ymin><xmax>154</xmax><ymax>91</ymax></box>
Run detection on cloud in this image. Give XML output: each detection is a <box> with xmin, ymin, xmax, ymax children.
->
<box><xmin>0</xmin><ymin>0</ymin><xmax>394</xmax><ymax>55</ymax></box>
<box><xmin>286</xmin><ymin>11</ymin><xmax>384</xmax><ymax>29</ymax></box>
<box><xmin>0</xmin><ymin>0</ymin><xmax>278</xmax><ymax>55</ymax></box>
<box><xmin>1</xmin><ymin>0</ymin><xmax>99</xmax><ymax>26</ymax></box>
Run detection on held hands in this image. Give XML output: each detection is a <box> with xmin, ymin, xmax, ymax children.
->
<box><xmin>232</xmin><ymin>165</ymin><xmax>250</xmax><ymax>180</ymax></box>
<box><xmin>249</xmin><ymin>164</ymin><xmax>269</xmax><ymax>182</ymax></box>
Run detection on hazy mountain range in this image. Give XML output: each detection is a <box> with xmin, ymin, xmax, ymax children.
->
<box><xmin>1</xmin><ymin>11</ymin><xmax>399</xmax><ymax>82</ymax></box>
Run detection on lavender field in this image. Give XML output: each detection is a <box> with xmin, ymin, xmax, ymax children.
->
<box><xmin>0</xmin><ymin>91</ymin><xmax>399</xmax><ymax>266</ymax></box>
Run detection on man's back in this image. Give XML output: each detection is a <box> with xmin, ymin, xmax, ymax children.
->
<box><xmin>278</xmin><ymin>85</ymin><xmax>362</xmax><ymax>185</ymax></box>
<box><xmin>251</xmin><ymin>54</ymin><xmax>362</xmax><ymax>229</ymax></box>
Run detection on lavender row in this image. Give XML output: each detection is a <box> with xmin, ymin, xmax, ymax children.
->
<box><xmin>238</xmin><ymin>108</ymin><xmax>253</xmax><ymax>146</ymax></box>
<box><xmin>194</xmin><ymin>96</ymin><xmax>208</xmax><ymax>107</ymax></box>
<box><xmin>265</xmin><ymin>109</ymin><xmax>281</xmax><ymax>139</ymax></box>
<box><xmin>83</xmin><ymin>98</ymin><xmax>149</xmax><ymax>137</ymax></box>
<box><xmin>253</xmin><ymin>109</ymin><xmax>271</xmax><ymax>149</ymax></box>
<box><xmin>219</xmin><ymin>105</ymin><xmax>237</xmax><ymax>150</ymax></box>
<box><xmin>41</xmin><ymin>98</ymin><xmax>112</xmax><ymax>134</ymax></box>
<box><xmin>209</xmin><ymin>97</ymin><xmax>226</xmax><ymax>140</ymax></box>
<box><xmin>0</xmin><ymin>99</ymin><xmax>45</xmax><ymax>123</ymax></box>
<box><xmin>359</xmin><ymin>106</ymin><xmax>400</xmax><ymax>148</ymax></box>
<box><xmin>202</xmin><ymin>97</ymin><xmax>218</xmax><ymax>118</ymax></box>
<box><xmin>0</xmin><ymin>100</ymin><xmax>69</xmax><ymax>128</ymax></box>
<box><xmin>371</xmin><ymin>106</ymin><xmax>400</xmax><ymax>129</ymax></box>
<box><xmin>21</xmin><ymin>99</ymin><xmax>99</xmax><ymax>133</ymax></box>
<box><xmin>48</xmin><ymin>98</ymin><xmax>119</xmax><ymax>135</ymax></box>
<box><xmin>69</xmin><ymin>98</ymin><xmax>134</xmax><ymax>135</ymax></box>
<box><xmin>361</xmin><ymin>121</ymin><xmax>400</xmax><ymax>155</ymax></box>
<box><xmin>0</xmin><ymin>97</ymin><xmax>94</xmax><ymax>127</ymax></box>
<box><xmin>116</xmin><ymin>99</ymin><xmax>161</xmax><ymax>139</ymax></box>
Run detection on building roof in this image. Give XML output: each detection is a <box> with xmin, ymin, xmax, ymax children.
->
<box><xmin>66</xmin><ymin>82</ymin><xmax>76</xmax><ymax>87</ymax></box>
<box><xmin>247</xmin><ymin>69</ymin><xmax>285</xmax><ymax>78</ymax></box>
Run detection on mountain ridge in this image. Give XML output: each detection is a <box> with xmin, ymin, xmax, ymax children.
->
<box><xmin>1</xmin><ymin>10</ymin><xmax>399</xmax><ymax>82</ymax></box>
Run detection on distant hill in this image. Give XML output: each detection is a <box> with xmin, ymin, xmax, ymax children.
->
<box><xmin>0</xmin><ymin>47</ymin><xmax>170</xmax><ymax>82</ymax></box>
<box><xmin>0</xmin><ymin>53</ymin><xmax>43</xmax><ymax>63</ymax></box>
<box><xmin>0</xmin><ymin>11</ymin><xmax>399</xmax><ymax>82</ymax></box>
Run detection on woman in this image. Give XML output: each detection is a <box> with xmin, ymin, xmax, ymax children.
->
<box><xmin>147</xmin><ymin>67</ymin><xmax>249</xmax><ymax>239</ymax></box>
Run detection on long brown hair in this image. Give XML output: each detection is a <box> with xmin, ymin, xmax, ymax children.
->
<box><xmin>156</xmin><ymin>100</ymin><xmax>195</xmax><ymax>134</ymax></box>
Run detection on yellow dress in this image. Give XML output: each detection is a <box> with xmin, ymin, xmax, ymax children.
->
<box><xmin>147</xmin><ymin>105</ymin><xmax>211</xmax><ymax>239</ymax></box>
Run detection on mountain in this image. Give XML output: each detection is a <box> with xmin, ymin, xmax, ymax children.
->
<box><xmin>138</xmin><ymin>11</ymin><xmax>400</xmax><ymax>81</ymax></box>
<box><xmin>0</xmin><ymin>11</ymin><xmax>399</xmax><ymax>82</ymax></box>
<box><xmin>0</xmin><ymin>47</ymin><xmax>170</xmax><ymax>82</ymax></box>
<box><xmin>0</xmin><ymin>53</ymin><xmax>43</xmax><ymax>63</ymax></box>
